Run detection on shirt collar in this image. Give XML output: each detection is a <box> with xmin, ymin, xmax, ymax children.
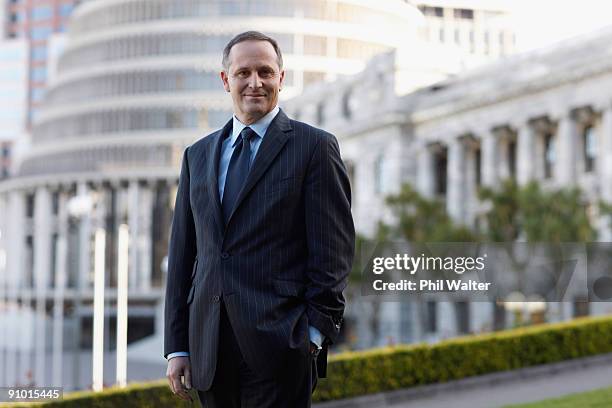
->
<box><xmin>230</xmin><ymin>106</ymin><xmax>280</xmax><ymax>147</ymax></box>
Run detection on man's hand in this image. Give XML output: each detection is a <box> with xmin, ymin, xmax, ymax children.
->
<box><xmin>309</xmin><ymin>341</ymin><xmax>321</xmax><ymax>358</ymax></box>
<box><xmin>166</xmin><ymin>356</ymin><xmax>193</xmax><ymax>401</ymax></box>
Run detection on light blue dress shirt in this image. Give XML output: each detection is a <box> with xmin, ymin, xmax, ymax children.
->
<box><xmin>167</xmin><ymin>107</ymin><xmax>324</xmax><ymax>360</ymax></box>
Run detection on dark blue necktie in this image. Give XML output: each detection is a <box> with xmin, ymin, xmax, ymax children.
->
<box><xmin>222</xmin><ymin>127</ymin><xmax>257</xmax><ymax>224</ymax></box>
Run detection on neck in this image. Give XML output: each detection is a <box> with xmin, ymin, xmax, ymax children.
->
<box><xmin>236</xmin><ymin>107</ymin><xmax>275</xmax><ymax>125</ymax></box>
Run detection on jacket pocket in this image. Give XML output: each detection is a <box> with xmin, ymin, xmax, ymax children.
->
<box><xmin>273</xmin><ymin>278</ymin><xmax>306</xmax><ymax>298</ymax></box>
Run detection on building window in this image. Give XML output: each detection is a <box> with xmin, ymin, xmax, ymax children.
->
<box><xmin>342</xmin><ymin>89</ymin><xmax>352</xmax><ymax>119</ymax></box>
<box><xmin>583</xmin><ymin>125</ymin><xmax>596</xmax><ymax>173</ymax></box>
<box><xmin>31</xmin><ymin>66</ymin><xmax>47</xmax><ymax>82</ymax></box>
<box><xmin>304</xmin><ymin>71</ymin><xmax>325</xmax><ymax>87</ymax></box>
<box><xmin>573</xmin><ymin>296</ymin><xmax>589</xmax><ymax>317</ymax></box>
<box><xmin>30</xmin><ymin>25</ymin><xmax>53</xmax><ymax>40</ymax></box>
<box><xmin>454</xmin><ymin>8</ymin><xmax>474</xmax><ymax>19</ymax></box>
<box><xmin>493</xmin><ymin>301</ymin><xmax>506</xmax><ymax>330</ymax></box>
<box><xmin>26</xmin><ymin>193</ymin><xmax>35</xmax><ymax>218</ymax></box>
<box><xmin>434</xmin><ymin>147</ymin><xmax>448</xmax><ymax>195</ymax></box>
<box><xmin>425</xmin><ymin>300</ymin><xmax>437</xmax><ymax>333</ymax></box>
<box><xmin>418</xmin><ymin>6</ymin><xmax>443</xmax><ymax>18</ymax></box>
<box><xmin>475</xmin><ymin>146</ymin><xmax>481</xmax><ymax>186</ymax></box>
<box><xmin>31</xmin><ymin>45</ymin><xmax>47</xmax><ymax>61</ymax></box>
<box><xmin>304</xmin><ymin>35</ymin><xmax>327</xmax><ymax>56</ymax></box>
<box><xmin>455</xmin><ymin>301</ymin><xmax>470</xmax><ymax>334</ymax></box>
<box><xmin>52</xmin><ymin>191</ymin><xmax>60</xmax><ymax>215</ymax></box>
<box><xmin>439</xmin><ymin>28</ymin><xmax>445</xmax><ymax>42</ymax></box>
<box><xmin>59</xmin><ymin>3</ymin><xmax>74</xmax><ymax>18</ymax></box>
<box><xmin>543</xmin><ymin>133</ymin><xmax>555</xmax><ymax>179</ymax></box>
<box><xmin>344</xmin><ymin>159</ymin><xmax>355</xmax><ymax>194</ymax></box>
<box><xmin>31</xmin><ymin>87</ymin><xmax>45</xmax><ymax>102</ymax></box>
<box><xmin>454</xmin><ymin>28</ymin><xmax>460</xmax><ymax>45</ymax></box>
<box><xmin>508</xmin><ymin>139</ymin><xmax>517</xmax><ymax>180</ymax></box>
<box><xmin>316</xmin><ymin>102</ymin><xmax>325</xmax><ymax>125</ymax></box>
<box><xmin>31</xmin><ymin>6</ymin><xmax>53</xmax><ymax>21</ymax></box>
<box><xmin>374</xmin><ymin>154</ymin><xmax>385</xmax><ymax>194</ymax></box>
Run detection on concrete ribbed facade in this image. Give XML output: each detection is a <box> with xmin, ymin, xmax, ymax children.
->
<box><xmin>0</xmin><ymin>0</ymin><xmax>421</xmax><ymax>388</ymax></box>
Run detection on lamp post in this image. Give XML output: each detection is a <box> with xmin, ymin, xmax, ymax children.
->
<box><xmin>116</xmin><ymin>224</ymin><xmax>129</xmax><ymax>388</ymax></box>
<box><xmin>66</xmin><ymin>192</ymin><xmax>92</xmax><ymax>390</ymax></box>
<box><xmin>92</xmin><ymin>228</ymin><xmax>105</xmax><ymax>392</ymax></box>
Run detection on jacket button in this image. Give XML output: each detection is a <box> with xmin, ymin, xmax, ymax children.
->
<box><xmin>220</xmin><ymin>252</ymin><xmax>230</xmax><ymax>260</ymax></box>
<box><xmin>212</xmin><ymin>295</ymin><xmax>220</xmax><ymax>302</ymax></box>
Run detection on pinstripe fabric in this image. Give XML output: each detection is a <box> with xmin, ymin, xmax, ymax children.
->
<box><xmin>164</xmin><ymin>109</ymin><xmax>355</xmax><ymax>392</ymax></box>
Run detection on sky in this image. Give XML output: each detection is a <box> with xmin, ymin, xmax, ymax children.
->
<box><xmin>510</xmin><ymin>1</ymin><xmax>612</xmax><ymax>51</ymax></box>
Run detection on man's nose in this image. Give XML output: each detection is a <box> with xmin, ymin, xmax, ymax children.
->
<box><xmin>248</xmin><ymin>73</ymin><xmax>262</xmax><ymax>88</ymax></box>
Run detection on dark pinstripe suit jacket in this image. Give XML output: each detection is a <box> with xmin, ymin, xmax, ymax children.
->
<box><xmin>164</xmin><ymin>109</ymin><xmax>355</xmax><ymax>391</ymax></box>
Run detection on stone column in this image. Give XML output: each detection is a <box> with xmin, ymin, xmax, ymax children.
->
<box><xmin>447</xmin><ymin>137</ymin><xmax>466</xmax><ymax>222</ymax></box>
<box><xmin>7</xmin><ymin>191</ymin><xmax>25</xmax><ymax>386</ymax></box>
<box><xmin>599</xmin><ymin>104</ymin><xmax>612</xmax><ymax>241</ymax></box>
<box><xmin>517</xmin><ymin>122</ymin><xmax>536</xmax><ymax>185</ymax></box>
<box><xmin>52</xmin><ymin>189</ymin><xmax>68</xmax><ymax>387</ymax></box>
<box><xmin>77</xmin><ymin>182</ymin><xmax>92</xmax><ymax>290</ymax></box>
<box><xmin>481</xmin><ymin>132</ymin><xmax>498</xmax><ymax>187</ymax></box>
<box><xmin>555</xmin><ymin>114</ymin><xmax>577</xmax><ymax>184</ymax></box>
<box><xmin>0</xmin><ymin>193</ymin><xmax>7</xmax><ymax>387</ymax></box>
<box><xmin>127</xmin><ymin>181</ymin><xmax>140</xmax><ymax>290</ymax></box>
<box><xmin>139</xmin><ymin>183</ymin><xmax>153</xmax><ymax>290</ymax></box>
<box><xmin>33</xmin><ymin>187</ymin><xmax>52</xmax><ymax>387</ymax></box>
<box><xmin>417</xmin><ymin>143</ymin><xmax>436</xmax><ymax>199</ymax></box>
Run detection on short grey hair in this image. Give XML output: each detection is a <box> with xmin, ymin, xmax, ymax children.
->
<box><xmin>222</xmin><ymin>31</ymin><xmax>283</xmax><ymax>71</ymax></box>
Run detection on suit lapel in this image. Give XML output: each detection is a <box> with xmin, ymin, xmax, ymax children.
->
<box><xmin>225</xmin><ymin>109</ymin><xmax>293</xmax><ymax>228</ymax></box>
<box><xmin>206</xmin><ymin>118</ymin><xmax>233</xmax><ymax>238</ymax></box>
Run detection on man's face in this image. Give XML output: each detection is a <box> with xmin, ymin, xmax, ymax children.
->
<box><xmin>221</xmin><ymin>40</ymin><xmax>284</xmax><ymax>125</ymax></box>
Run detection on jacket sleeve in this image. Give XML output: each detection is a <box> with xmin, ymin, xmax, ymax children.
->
<box><xmin>303</xmin><ymin>133</ymin><xmax>355</xmax><ymax>344</ymax></box>
<box><xmin>164</xmin><ymin>146</ymin><xmax>198</xmax><ymax>358</ymax></box>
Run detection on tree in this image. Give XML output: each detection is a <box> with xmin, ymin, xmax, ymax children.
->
<box><xmin>479</xmin><ymin>179</ymin><xmax>597</xmax><ymax>324</ymax></box>
<box><xmin>381</xmin><ymin>183</ymin><xmax>477</xmax><ymax>242</ymax></box>
<box><xmin>479</xmin><ymin>180</ymin><xmax>595</xmax><ymax>242</ymax></box>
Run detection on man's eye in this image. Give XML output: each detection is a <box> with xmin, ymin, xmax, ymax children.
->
<box><xmin>236</xmin><ymin>72</ymin><xmax>248</xmax><ymax>77</ymax></box>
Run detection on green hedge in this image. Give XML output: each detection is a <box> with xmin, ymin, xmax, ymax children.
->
<box><xmin>5</xmin><ymin>315</ymin><xmax>612</xmax><ymax>407</ymax></box>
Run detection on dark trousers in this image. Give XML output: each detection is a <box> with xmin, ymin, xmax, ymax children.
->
<box><xmin>197</xmin><ymin>299</ymin><xmax>317</xmax><ymax>408</ymax></box>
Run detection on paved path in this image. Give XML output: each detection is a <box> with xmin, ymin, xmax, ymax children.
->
<box><xmin>314</xmin><ymin>353</ymin><xmax>612</xmax><ymax>408</ymax></box>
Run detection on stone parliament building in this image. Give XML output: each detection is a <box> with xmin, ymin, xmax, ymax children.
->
<box><xmin>283</xmin><ymin>27</ymin><xmax>612</xmax><ymax>347</ymax></box>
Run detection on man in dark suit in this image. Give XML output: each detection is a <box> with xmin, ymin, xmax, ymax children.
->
<box><xmin>164</xmin><ymin>31</ymin><xmax>355</xmax><ymax>407</ymax></box>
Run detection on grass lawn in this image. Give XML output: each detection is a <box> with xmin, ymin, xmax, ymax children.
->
<box><xmin>505</xmin><ymin>386</ymin><xmax>612</xmax><ymax>407</ymax></box>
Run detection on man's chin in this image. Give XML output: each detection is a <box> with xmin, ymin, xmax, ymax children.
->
<box><xmin>242</xmin><ymin>105</ymin><xmax>271</xmax><ymax>117</ymax></box>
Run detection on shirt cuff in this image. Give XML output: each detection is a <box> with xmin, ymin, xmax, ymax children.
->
<box><xmin>167</xmin><ymin>351</ymin><xmax>190</xmax><ymax>360</ymax></box>
<box><xmin>308</xmin><ymin>325</ymin><xmax>324</xmax><ymax>349</ymax></box>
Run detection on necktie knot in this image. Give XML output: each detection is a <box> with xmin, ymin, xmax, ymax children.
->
<box><xmin>241</xmin><ymin>127</ymin><xmax>257</xmax><ymax>143</ymax></box>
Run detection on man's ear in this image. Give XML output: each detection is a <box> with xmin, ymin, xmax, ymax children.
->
<box><xmin>279</xmin><ymin>69</ymin><xmax>285</xmax><ymax>91</ymax></box>
<box><xmin>220</xmin><ymin>70</ymin><xmax>230</xmax><ymax>92</ymax></box>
